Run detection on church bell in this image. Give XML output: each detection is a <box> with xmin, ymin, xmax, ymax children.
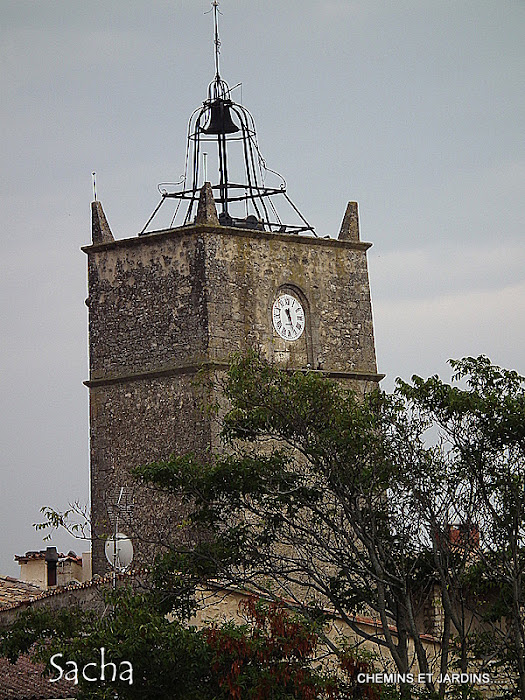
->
<box><xmin>204</xmin><ymin>98</ymin><xmax>240</xmax><ymax>135</ymax></box>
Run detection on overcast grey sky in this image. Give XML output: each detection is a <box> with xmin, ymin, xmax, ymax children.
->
<box><xmin>1</xmin><ymin>0</ymin><xmax>524</xmax><ymax>577</ymax></box>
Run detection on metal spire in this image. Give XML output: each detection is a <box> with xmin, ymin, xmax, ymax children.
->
<box><xmin>212</xmin><ymin>1</ymin><xmax>221</xmax><ymax>80</ymax></box>
<box><xmin>139</xmin><ymin>2</ymin><xmax>315</xmax><ymax>236</ymax></box>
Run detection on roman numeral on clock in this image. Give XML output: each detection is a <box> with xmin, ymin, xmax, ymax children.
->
<box><xmin>272</xmin><ymin>293</ymin><xmax>305</xmax><ymax>341</ymax></box>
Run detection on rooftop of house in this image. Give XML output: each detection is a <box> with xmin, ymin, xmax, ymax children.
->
<box><xmin>0</xmin><ymin>571</ymin><xmax>141</xmax><ymax>698</ymax></box>
<box><xmin>14</xmin><ymin>550</ymin><xmax>82</xmax><ymax>565</ymax></box>
<box><xmin>0</xmin><ymin>577</ymin><xmax>44</xmax><ymax>607</ymax></box>
<box><xmin>0</xmin><ymin>654</ymin><xmax>76</xmax><ymax>699</ymax></box>
<box><xmin>0</xmin><ymin>570</ymin><xmax>139</xmax><ymax>616</ymax></box>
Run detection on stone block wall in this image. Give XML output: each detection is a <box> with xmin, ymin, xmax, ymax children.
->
<box><xmin>204</xmin><ymin>228</ymin><xmax>378</xmax><ymax>376</ymax></box>
<box><xmin>86</xmin><ymin>232</ymin><xmax>208</xmax><ymax>379</ymax></box>
<box><xmin>84</xmin><ymin>219</ymin><xmax>381</xmax><ymax>573</ymax></box>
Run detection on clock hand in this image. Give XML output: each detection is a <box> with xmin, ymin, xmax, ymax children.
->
<box><xmin>285</xmin><ymin>308</ymin><xmax>293</xmax><ymax>325</ymax></box>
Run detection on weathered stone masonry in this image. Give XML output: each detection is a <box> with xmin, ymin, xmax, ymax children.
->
<box><xmin>84</xmin><ymin>200</ymin><xmax>382</xmax><ymax>574</ymax></box>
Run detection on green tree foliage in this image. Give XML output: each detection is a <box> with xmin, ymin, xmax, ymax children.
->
<box><xmin>0</xmin><ymin>588</ymin><xmax>215</xmax><ymax>700</ymax></box>
<box><xmin>0</xmin><ymin>587</ymin><xmax>387</xmax><ymax>699</ymax></box>
<box><xmin>133</xmin><ymin>356</ymin><xmax>440</xmax><ymax>696</ymax></box>
<box><xmin>4</xmin><ymin>354</ymin><xmax>523</xmax><ymax>699</ymax></box>
<box><xmin>398</xmin><ymin>356</ymin><xmax>525</xmax><ymax>699</ymax></box>
<box><xmin>135</xmin><ymin>353</ymin><xmax>524</xmax><ymax>699</ymax></box>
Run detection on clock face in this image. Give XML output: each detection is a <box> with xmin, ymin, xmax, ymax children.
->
<box><xmin>272</xmin><ymin>293</ymin><xmax>305</xmax><ymax>341</ymax></box>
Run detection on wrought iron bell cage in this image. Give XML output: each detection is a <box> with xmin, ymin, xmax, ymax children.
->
<box><xmin>140</xmin><ymin>72</ymin><xmax>315</xmax><ymax>236</ymax></box>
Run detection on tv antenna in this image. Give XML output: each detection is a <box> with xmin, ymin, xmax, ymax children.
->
<box><xmin>105</xmin><ymin>487</ymin><xmax>134</xmax><ymax>586</ymax></box>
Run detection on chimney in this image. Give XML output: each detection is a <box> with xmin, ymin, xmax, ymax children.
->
<box><xmin>44</xmin><ymin>546</ymin><xmax>58</xmax><ymax>587</ymax></box>
<box><xmin>447</xmin><ymin>524</ymin><xmax>480</xmax><ymax>550</ymax></box>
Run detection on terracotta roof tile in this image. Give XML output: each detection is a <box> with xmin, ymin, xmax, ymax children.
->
<box><xmin>0</xmin><ymin>655</ymin><xmax>76</xmax><ymax>699</ymax></box>
<box><xmin>0</xmin><ymin>578</ymin><xmax>43</xmax><ymax>607</ymax></box>
<box><xmin>0</xmin><ymin>570</ymin><xmax>143</xmax><ymax>613</ymax></box>
<box><xmin>14</xmin><ymin>551</ymin><xmax>82</xmax><ymax>565</ymax></box>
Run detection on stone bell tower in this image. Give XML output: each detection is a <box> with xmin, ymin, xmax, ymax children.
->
<box><xmin>84</xmin><ymin>7</ymin><xmax>382</xmax><ymax>575</ymax></box>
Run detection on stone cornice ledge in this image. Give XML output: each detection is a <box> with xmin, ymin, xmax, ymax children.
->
<box><xmin>85</xmin><ymin>362</ymin><xmax>385</xmax><ymax>388</ymax></box>
<box><xmin>81</xmin><ymin>223</ymin><xmax>372</xmax><ymax>254</ymax></box>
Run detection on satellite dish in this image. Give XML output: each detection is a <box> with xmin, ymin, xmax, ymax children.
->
<box><xmin>105</xmin><ymin>533</ymin><xmax>133</xmax><ymax>572</ymax></box>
